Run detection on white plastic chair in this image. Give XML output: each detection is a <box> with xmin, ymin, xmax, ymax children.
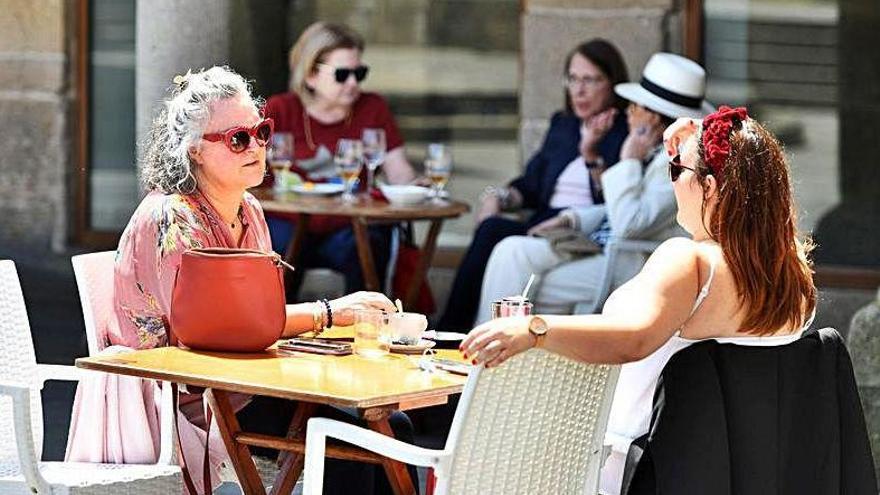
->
<box><xmin>574</xmin><ymin>238</ymin><xmax>663</xmax><ymax>315</ymax></box>
<box><xmin>71</xmin><ymin>251</ymin><xmax>175</xmax><ymax>466</ymax></box>
<box><xmin>303</xmin><ymin>349</ymin><xmax>620</xmax><ymax>495</ymax></box>
<box><xmin>0</xmin><ymin>259</ymin><xmax>181</xmax><ymax>494</ymax></box>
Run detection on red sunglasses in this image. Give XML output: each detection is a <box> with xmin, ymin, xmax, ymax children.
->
<box><xmin>202</xmin><ymin>118</ymin><xmax>274</xmax><ymax>153</ymax></box>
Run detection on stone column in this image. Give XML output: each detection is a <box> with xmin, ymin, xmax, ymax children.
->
<box><xmin>136</xmin><ymin>0</ymin><xmax>233</xmax><ymax>144</ymax></box>
<box><xmin>519</xmin><ymin>0</ymin><xmax>680</xmax><ymax>162</ymax></box>
<box><xmin>847</xmin><ymin>288</ymin><xmax>880</xmax><ymax>485</ymax></box>
<box><xmin>0</xmin><ymin>0</ymin><xmax>69</xmax><ymax>252</ymax></box>
<box><xmin>813</xmin><ymin>0</ymin><xmax>880</xmax><ymax>266</ymax></box>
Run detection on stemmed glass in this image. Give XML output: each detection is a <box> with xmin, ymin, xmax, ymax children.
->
<box><xmin>335</xmin><ymin>138</ymin><xmax>364</xmax><ymax>202</ymax></box>
<box><xmin>424</xmin><ymin>143</ymin><xmax>452</xmax><ymax>202</ymax></box>
<box><xmin>361</xmin><ymin>128</ymin><xmax>386</xmax><ymax>194</ymax></box>
<box><xmin>268</xmin><ymin>132</ymin><xmax>294</xmax><ymax>191</ymax></box>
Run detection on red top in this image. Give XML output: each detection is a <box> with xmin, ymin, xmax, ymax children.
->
<box><xmin>263</xmin><ymin>91</ymin><xmax>405</xmax><ymax>234</ymax></box>
<box><xmin>264</xmin><ymin>91</ymin><xmax>404</xmax><ymax>169</ymax></box>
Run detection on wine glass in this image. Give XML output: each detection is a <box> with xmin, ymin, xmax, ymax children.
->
<box><xmin>425</xmin><ymin>143</ymin><xmax>452</xmax><ymax>202</ymax></box>
<box><xmin>335</xmin><ymin>138</ymin><xmax>364</xmax><ymax>202</ymax></box>
<box><xmin>268</xmin><ymin>132</ymin><xmax>294</xmax><ymax>191</ymax></box>
<box><xmin>361</xmin><ymin>128</ymin><xmax>386</xmax><ymax>194</ymax></box>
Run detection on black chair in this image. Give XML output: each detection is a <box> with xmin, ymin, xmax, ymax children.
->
<box><xmin>625</xmin><ymin>328</ymin><xmax>877</xmax><ymax>495</ymax></box>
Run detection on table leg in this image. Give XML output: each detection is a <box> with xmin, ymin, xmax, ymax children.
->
<box><xmin>351</xmin><ymin>217</ymin><xmax>381</xmax><ymax>291</ymax></box>
<box><xmin>272</xmin><ymin>402</ymin><xmax>319</xmax><ymax>495</ymax></box>
<box><xmin>403</xmin><ymin>219</ymin><xmax>443</xmax><ymax>310</ymax></box>
<box><xmin>205</xmin><ymin>389</ymin><xmax>266</xmax><ymax>495</ymax></box>
<box><xmin>367</xmin><ymin>418</ymin><xmax>418</xmax><ymax>495</ymax></box>
<box><xmin>283</xmin><ymin>213</ymin><xmax>310</xmax><ymax>297</ymax></box>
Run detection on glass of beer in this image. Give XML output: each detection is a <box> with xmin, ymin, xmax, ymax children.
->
<box><xmin>353</xmin><ymin>309</ymin><xmax>391</xmax><ymax>358</ymax></box>
<box><xmin>335</xmin><ymin>138</ymin><xmax>364</xmax><ymax>202</ymax></box>
<box><xmin>425</xmin><ymin>143</ymin><xmax>452</xmax><ymax>202</ymax></box>
<box><xmin>268</xmin><ymin>132</ymin><xmax>294</xmax><ymax>191</ymax></box>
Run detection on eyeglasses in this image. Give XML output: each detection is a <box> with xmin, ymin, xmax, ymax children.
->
<box><xmin>668</xmin><ymin>154</ymin><xmax>699</xmax><ymax>182</ymax></box>
<box><xmin>563</xmin><ymin>74</ymin><xmax>606</xmax><ymax>90</ymax></box>
<box><xmin>202</xmin><ymin>118</ymin><xmax>274</xmax><ymax>154</ymax></box>
<box><xmin>317</xmin><ymin>63</ymin><xmax>370</xmax><ymax>84</ymax></box>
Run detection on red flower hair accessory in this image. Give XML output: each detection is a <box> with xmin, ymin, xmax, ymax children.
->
<box><xmin>700</xmin><ymin>105</ymin><xmax>749</xmax><ymax>180</ymax></box>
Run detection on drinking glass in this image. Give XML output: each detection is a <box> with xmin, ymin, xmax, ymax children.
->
<box><xmin>268</xmin><ymin>132</ymin><xmax>294</xmax><ymax>191</ymax></box>
<box><xmin>490</xmin><ymin>296</ymin><xmax>533</xmax><ymax>319</ymax></box>
<box><xmin>353</xmin><ymin>309</ymin><xmax>391</xmax><ymax>358</ymax></box>
<box><xmin>335</xmin><ymin>138</ymin><xmax>364</xmax><ymax>202</ymax></box>
<box><xmin>425</xmin><ymin>143</ymin><xmax>452</xmax><ymax>202</ymax></box>
<box><xmin>361</xmin><ymin>128</ymin><xmax>386</xmax><ymax>194</ymax></box>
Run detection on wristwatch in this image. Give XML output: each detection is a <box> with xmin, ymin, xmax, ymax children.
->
<box><xmin>528</xmin><ymin>316</ymin><xmax>549</xmax><ymax>348</ymax></box>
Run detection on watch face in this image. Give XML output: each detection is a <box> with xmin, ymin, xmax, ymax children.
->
<box><xmin>529</xmin><ymin>316</ymin><xmax>548</xmax><ymax>336</ymax></box>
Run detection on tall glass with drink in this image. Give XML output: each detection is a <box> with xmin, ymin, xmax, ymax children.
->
<box><xmin>268</xmin><ymin>132</ymin><xmax>294</xmax><ymax>191</ymax></box>
<box><xmin>361</xmin><ymin>128</ymin><xmax>386</xmax><ymax>195</ymax></box>
<box><xmin>353</xmin><ymin>309</ymin><xmax>391</xmax><ymax>358</ymax></box>
<box><xmin>335</xmin><ymin>138</ymin><xmax>364</xmax><ymax>202</ymax></box>
<box><xmin>425</xmin><ymin>143</ymin><xmax>452</xmax><ymax>202</ymax></box>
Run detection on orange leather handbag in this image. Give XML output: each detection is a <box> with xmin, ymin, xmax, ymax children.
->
<box><xmin>170</xmin><ymin>248</ymin><xmax>292</xmax><ymax>352</ymax></box>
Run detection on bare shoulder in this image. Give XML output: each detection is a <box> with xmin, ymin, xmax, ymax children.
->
<box><xmin>644</xmin><ymin>237</ymin><xmax>701</xmax><ymax>273</ymax></box>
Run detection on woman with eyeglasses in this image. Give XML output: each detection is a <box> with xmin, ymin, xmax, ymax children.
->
<box><xmin>461</xmin><ymin>106</ymin><xmax>817</xmax><ymax>494</ymax></box>
<box><xmin>65</xmin><ymin>66</ymin><xmax>413</xmax><ymax>494</ymax></box>
<box><xmin>437</xmin><ymin>38</ymin><xmax>630</xmax><ymax>332</ymax></box>
<box><xmin>475</xmin><ymin>53</ymin><xmax>713</xmax><ymax>324</ymax></box>
<box><xmin>263</xmin><ymin>21</ymin><xmax>417</xmax><ymax>296</ymax></box>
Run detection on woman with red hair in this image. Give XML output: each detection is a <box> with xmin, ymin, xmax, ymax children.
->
<box><xmin>461</xmin><ymin>106</ymin><xmax>817</xmax><ymax>494</ymax></box>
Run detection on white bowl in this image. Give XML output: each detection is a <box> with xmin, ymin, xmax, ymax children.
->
<box><xmin>380</xmin><ymin>184</ymin><xmax>430</xmax><ymax>206</ymax></box>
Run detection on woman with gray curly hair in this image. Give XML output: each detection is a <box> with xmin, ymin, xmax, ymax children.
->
<box><xmin>65</xmin><ymin>66</ymin><xmax>414</xmax><ymax>494</ymax></box>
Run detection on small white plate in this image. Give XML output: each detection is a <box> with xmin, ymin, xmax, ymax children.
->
<box><xmin>291</xmin><ymin>183</ymin><xmax>345</xmax><ymax>195</ymax></box>
<box><xmin>389</xmin><ymin>339</ymin><xmax>436</xmax><ymax>354</ymax></box>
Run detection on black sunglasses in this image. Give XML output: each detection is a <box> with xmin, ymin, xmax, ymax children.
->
<box><xmin>318</xmin><ymin>63</ymin><xmax>370</xmax><ymax>84</ymax></box>
<box><xmin>668</xmin><ymin>154</ymin><xmax>699</xmax><ymax>182</ymax></box>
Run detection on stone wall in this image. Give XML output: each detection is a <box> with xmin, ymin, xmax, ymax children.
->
<box><xmin>0</xmin><ymin>1</ymin><xmax>71</xmax><ymax>252</ymax></box>
<box><xmin>520</xmin><ymin>0</ymin><xmax>682</xmax><ymax>162</ymax></box>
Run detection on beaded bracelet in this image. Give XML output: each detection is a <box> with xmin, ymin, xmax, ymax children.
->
<box><xmin>321</xmin><ymin>298</ymin><xmax>333</xmax><ymax>329</ymax></box>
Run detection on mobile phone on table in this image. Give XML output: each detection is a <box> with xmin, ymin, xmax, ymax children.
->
<box><xmin>278</xmin><ymin>338</ymin><xmax>352</xmax><ymax>356</ymax></box>
<box><xmin>431</xmin><ymin>358</ymin><xmax>472</xmax><ymax>375</ymax></box>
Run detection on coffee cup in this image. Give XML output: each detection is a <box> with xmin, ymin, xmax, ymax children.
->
<box><xmin>387</xmin><ymin>312</ymin><xmax>428</xmax><ymax>345</ymax></box>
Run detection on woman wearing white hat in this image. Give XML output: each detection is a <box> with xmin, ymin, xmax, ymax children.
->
<box><xmin>475</xmin><ymin>52</ymin><xmax>714</xmax><ymax>324</ymax></box>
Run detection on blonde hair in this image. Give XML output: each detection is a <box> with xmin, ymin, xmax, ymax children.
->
<box><xmin>288</xmin><ymin>22</ymin><xmax>364</xmax><ymax>103</ymax></box>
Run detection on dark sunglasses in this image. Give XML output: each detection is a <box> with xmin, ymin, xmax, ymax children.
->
<box><xmin>318</xmin><ymin>63</ymin><xmax>369</xmax><ymax>84</ymax></box>
<box><xmin>668</xmin><ymin>154</ymin><xmax>699</xmax><ymax>182</ymax></box>
<box><xmin>202</xmin><ymin>118</ymin><xmax>274</xmax><ymax>153</ymax></box>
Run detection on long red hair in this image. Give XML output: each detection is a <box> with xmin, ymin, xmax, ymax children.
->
<box><xmin>697</xmin><ymin>119</ymin><xmax>816</xmax><ymax>334</ymax></box>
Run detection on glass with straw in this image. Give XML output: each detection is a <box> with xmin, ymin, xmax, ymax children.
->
<box><xmin>491</xmin><ymin>274</ymin><xmax>535</xmax><ymax>318</ymax></box>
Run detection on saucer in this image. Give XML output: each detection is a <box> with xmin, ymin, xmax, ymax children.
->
<box><xmin>389</xmin><ymin>339</ymin><xmax>436</xmax><ymax>354</ymax></box>
<box><xmin>424</xmin><ymin>331</ymin><xmax>467</xmax><ymax>349</ymax></box>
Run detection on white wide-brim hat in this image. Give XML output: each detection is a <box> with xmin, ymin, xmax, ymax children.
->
<box><xmin>614</xmin><ymin>53</ymin><xmax>715</xmax><ymax>119</ymax></box>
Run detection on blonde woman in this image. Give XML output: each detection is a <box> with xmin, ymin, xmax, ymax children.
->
<box><xmin>264</xmin><ymin>22</ymin><xmax>416</xmax><ymax>295</ymax></box>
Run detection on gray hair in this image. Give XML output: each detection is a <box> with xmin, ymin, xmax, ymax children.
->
<box><xmin>140</xmin><ymin>66</ymin><xmax>261</xmax><ymax>194</ymax></box>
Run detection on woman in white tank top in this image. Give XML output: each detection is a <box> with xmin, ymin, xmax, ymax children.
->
<box><xmin>461</xmin><ymin>106</ymin><xmax>818</xmax><ymax>494</ymax></box>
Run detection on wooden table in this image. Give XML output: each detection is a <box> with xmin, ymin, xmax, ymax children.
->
<box><xmin>251</xmin><ymin>188</ymin><xmax>469</xmax><ymax>307</ymax></box>
<box><xmin>76</xmin><ymin>328</ymin><xmax>466</xmax><ymax>495</ymax></box>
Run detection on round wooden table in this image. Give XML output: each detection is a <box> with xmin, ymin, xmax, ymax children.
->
<box><xmin>251</xmin><ymin>188</ymin><xmax>470</xmax><ymax>307</ymax></box>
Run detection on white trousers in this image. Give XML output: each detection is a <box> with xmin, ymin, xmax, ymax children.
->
<box><xmin>476</xmin><ymin>235</ymin><xmax>607</xmax><ymax>324</ymax></box>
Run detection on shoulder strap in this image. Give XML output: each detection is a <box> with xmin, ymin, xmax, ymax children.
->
<box><xmin>687</xmin><ymin>248</ymin><xmax>720</xmax><ymax>317</ymax></box>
